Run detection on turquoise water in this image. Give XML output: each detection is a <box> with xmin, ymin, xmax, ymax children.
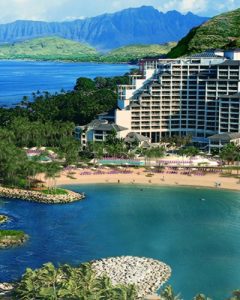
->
<box><xmin>0</xmin><ymin>60</ymin><xmax>133</xmax><ymax>106</ymax></box>
<box><xmin>99</xmin><ymin>159</ymin><xmax>145</xmax><ymax>166</ymax></box>
<box><xmin>0</xmin><ymin>185</ymin><xmax>240</xmax><ymax>299</ymax></box>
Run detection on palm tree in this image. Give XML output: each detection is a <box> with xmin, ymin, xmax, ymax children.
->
<box><xmin>228</xmin><ymin>290</ymin><xmax>240</xmax><ymax>300</ymax></box>
<box><xmin>44</xmin><ymin>163</ymin><xmax>61</xmax><ymax>189</ymax></box>
<box><xmin>161</xmin><ymin>285</ymin><xmax>182</xmax><ymax>300</ymax></box>
<box><xmin>193</xmin><ymin>294</ymin><xmax>212</xmax><ymax>300</ymax></box>
<box><xmin>220</xmin><ymin>143</ymin><xmax>239</xmax><ymax>165</ymax></box>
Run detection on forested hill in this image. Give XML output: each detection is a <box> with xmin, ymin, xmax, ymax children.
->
<box><xmin>0</xmin><ymin>37</ymin><xmax>175</xmax><ymax>62</ymax></box>
<box><xmin>168</xmin><ymin>8</ymin><xmax>240</xmax><ymax>58</ymax></box>
<box><xmin>0</xmin><ymin>37</ymin><xmax>99</xmax><ymax>61</ymax></box>
<box><xmin>102</xmin><ymin>43</ymin><xmax>176</xmax><ymax>63</ymax></box>
<box><xmin>0</xmin><ymin>6</ymin><xmax>208</xmax><ymax>50</ymax></box>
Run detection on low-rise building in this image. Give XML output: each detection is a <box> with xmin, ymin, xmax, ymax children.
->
<box><xmin>208</xmin><ymin>132</ymin><xmax>240</xmax><ymax>151</ymax></box>
<box><xmin>75</xmin><ymin>119</ymin><xmax>128</xmax><ymax>147</ymax></box>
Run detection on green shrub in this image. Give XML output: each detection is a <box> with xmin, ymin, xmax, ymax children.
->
<box><xmin>41</xmin><ymin>188</ymin><xmax>68</xmax><ymax>195</ymax></box>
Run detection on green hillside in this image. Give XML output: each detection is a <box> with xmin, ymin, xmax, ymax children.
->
<box><xmin>168</xmin><ymin>8</ymin><xmax>240</xmax><ymax>58</ymax></box>
<box><xmin>102</xmin><ymin>43</ymin><xmax>176</xmax><ymax>62</ymax></box>
<box><xmin>0</xmin><ymin>36</ymin><xmax>176</xmax><ymax>62</ymax></box>
<box><xmin>0</xmin><ymin>36</ymin><xmax>100</xmax><ymax>61</ymax></box>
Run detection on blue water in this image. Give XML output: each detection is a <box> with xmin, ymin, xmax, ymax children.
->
<box><xmin>0</xmin><ymin>185</ymin><xmax>240</xmax><ymax>299</ymax></box>
<box><xmin>0</xmin><ymin>60</ymin><xmax>133</xmax><ymax>106</ymax></box>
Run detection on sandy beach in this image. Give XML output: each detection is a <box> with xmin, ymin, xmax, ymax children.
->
<box><xmin>46</xmin><ymin>167</ymin><xmax>240</xmax><ymax>191</ymax></box>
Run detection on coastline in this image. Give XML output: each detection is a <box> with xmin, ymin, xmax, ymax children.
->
<box><xmin>0</xmin><ymin>58</ymin><xmax>132</xmax><ymax>65</ymax></box>
<box><xmin>52</xmin><ymin>168</ymin><xmax>240</xmax><ymax>192</ymax></box>
<box><xmin>0</xmin><ymin>187</ymin><xmax>85</xmax><ymax>204</ymax></box>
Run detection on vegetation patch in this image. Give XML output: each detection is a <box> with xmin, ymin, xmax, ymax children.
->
<box><xmin>0</xmin><ymin>214</ymin><xmax>9</xmax><ymax>224</ymax></box>
<box><xmin>13</xmin><ymin>262</ymin><xmax>137</xmax><ymax>299</ymax></box>
<box><xmin>41</xmin><ymin>188</ymin><xmax>68</xmax><ymax>195</ymax></box>
<box><xmin>101</xmin><ymin>43</ymin><xmax>176</xmax><ymax>63</ymax></box>
<box><xmin>4</xmin><ymin>261</ymin><xmax>240</xmax><ymax>300</ymax></box>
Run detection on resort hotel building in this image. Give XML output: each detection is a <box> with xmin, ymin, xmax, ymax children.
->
<box><xmin>76</xmin><ymin>49</ymin><xmax>240</xmax><ymax>150</ymax></box>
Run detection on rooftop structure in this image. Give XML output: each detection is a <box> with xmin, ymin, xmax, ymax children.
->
<box><xmin>208</xmin><ymin>132</ymin><xmax>240</xmax><ymax>150</ymax></box>
<box><xmin>75</xmin><ymin>119</ymin><xmax>128</xmax><ymax>146</ymax></box>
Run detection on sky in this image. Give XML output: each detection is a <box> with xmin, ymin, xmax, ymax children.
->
<box><xmin>0</xmin><ymin>0</ymin><xmax>239</xmax><ymax>23</ymax></box>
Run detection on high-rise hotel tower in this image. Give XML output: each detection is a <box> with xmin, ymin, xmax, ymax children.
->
<box><xmin>77</xmin><ymin>49</ymin><xmax>240</xmax><ymax>148</ymax></box>
<box><xmin>115</xmin><ymin>49</ymin><xmax>240</xmax><ymax>145</ymax></box>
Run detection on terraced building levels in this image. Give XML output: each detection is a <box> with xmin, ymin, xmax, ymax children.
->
<box><xmin>76</xmin><ymin>49</ymin><xmax>240</xmax><ymax>149</ymax></box>
<box><xmin>115</xmin><ymin>49</ymin><xmax>240</xmax><ymax>145</ymax></box>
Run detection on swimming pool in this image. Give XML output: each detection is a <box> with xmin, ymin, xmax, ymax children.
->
<box><xmin>99</xmin><ymin>159</ymin><xmax>145</xmax><ymax>166</ymax></box>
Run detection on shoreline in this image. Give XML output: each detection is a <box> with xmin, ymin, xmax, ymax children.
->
<box><xmin>61</xmin><ymin>181</ymin><xmax>240</xmax><ymax>193</ymax></box>
<box><xmin>52</xmin><ymin>168</ymin><xmax>240</xmax><ymax>192</ymax></box>
<box><xmin>0</xmin><ymin>187</ymin><xmax>85</xmax><ymax>204</ymax></box>
<box><xmin>0</xmin><ymin>58</ymin><xmax>132</xmax><ymax>65</ymax></box>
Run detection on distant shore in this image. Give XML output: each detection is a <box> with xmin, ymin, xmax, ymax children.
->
<box><xmin>50</xmin><ymin>167</ymin><xmax>240</xmax><ymax>192</ymax></box>
<box><xmin>0</xmin><ymin>57</ymin><xmax>132</xmax><ymax>65</ymax></box>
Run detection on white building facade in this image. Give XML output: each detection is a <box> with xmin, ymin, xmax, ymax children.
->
<box><xmin>114</xmin><ymin>49</ymin><xmax>240</xmax><ymax>145</ymax></box>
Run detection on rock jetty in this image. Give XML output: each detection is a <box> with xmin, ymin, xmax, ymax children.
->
<box><xmin>91</xmin><ymin>256</ymin><xmax>171</xmax><ymax>299</ymax></box>
<box><xmin>0</xmin><ymin>283</ymin><xmax>14</xmax><ymax>298</ymax></box>
<box><xmin>0</xmin><ymin>187</ymin><xmax>85</xmax><ymax>204</ymax></box>
<box><xmin>0</xmin><ymin>232</ymin><xmax>28</xmax><ymax>249</ymax></box>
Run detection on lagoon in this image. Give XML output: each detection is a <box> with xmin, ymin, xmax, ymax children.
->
<box><xmin>0</xmin><ymin>60</ymin><xmax>133</xmax><ymax>106</ymax></box>
<box><xmin>0</xmin><ymin>185</ymin><xmax>240</xmax><ymax>299</ymax></box>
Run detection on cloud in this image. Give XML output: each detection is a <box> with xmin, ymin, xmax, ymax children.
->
<box><xmin>157</xmin><ymin>0</ymin><xmax>207</xmax><ymax>13</ymax></box>
<box><xmin>0</xmin><ymin>0</ymin><xmax>239</xmax><ymax>23</ymax></box>
<box><xmin>156</xmin><ymin>0</ymin><xmax>239</xmax><ymax>15</ymax></box>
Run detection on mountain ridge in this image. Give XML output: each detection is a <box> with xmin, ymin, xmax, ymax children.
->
<box><xmin>0</xmin><ymin>6</ymin><xmax>208</xmax><ymax>50</ymax></box>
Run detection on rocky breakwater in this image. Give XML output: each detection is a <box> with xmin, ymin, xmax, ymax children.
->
<box><xmin>91</xmin><ymin>256</ymin><xmax>171</xmax><ymax>299</ymax></box>
<box><xmin>0</xmin><ymin>187</ymin><xmax>85</xmax><ymax>204</ymax></box>
<box><xmin>0</xmin><ymin>230</ymin><xmax>28</xmax><ymax>249</ymax></box>
<box><xmin>0</xmin><ymin>283</ymin><xmax>15</xmax><ymax>298</ymax></box>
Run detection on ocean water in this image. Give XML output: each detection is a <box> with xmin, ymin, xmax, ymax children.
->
<box><xmin>0</xmin><ymin>185</ymin><xmax>239</xmax><ymax>299</ymax></box>
<box><xmin>0</xmin><ymin>60</ymin><xmax>133</xmax><ymax>106</ymax></box>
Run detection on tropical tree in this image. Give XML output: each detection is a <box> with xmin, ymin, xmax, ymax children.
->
<box><xmin>228</xmin><ymin>290</ymin><xmax>240</xmax><ymax>300</ymax></box>
<box><xmin>161</xmin><ymin>134</ymin><xmax>192</xmax><ymax>148</ymax></box>
<box><xmin>105</xmin><ymin>130</ymin><xmax>126</xmax><ymax>157</ymax></box>
<box><xmin>161</xmin><ymin>285</ymin><xmax>182</xmax><ymax>300</ymax></box>
<box><xmin>179</xmin><ymin>146</ymin><xmax>200</xmax><ymax>157</ymax></box>
<box><xmin>59</xmin><ymin>136</ymin><xmax>80</xmax><ymax>165</ymax></box>
<box><xmin>220</xmin><ymin>143</ymin><xmax>240</xmax><ymax>165</ymax></box>
<box><xmin>14</xmin><ymin>262</ymin><xmax>137</xmax><ymax>300</ymax></box>
<box><xmin>142</xmin><ymin>146</ymin><xmax>165</xmax><ymax>166</ymax></box>
<box><xmin>0</xmin><ymin>140</ymin><xmax>29</xmax><ymax>187</ymax></box>
<box><xmin>44</xmin><ymin>163</ymin><xmax>62</xmax><ymax>189</ymax></box>
<box><xmin>74</xmin><ymin>77</ymin><xmax>96</xmax><ymax>93</ymax></box>
<box><xmin>193</xmin><ymin>294</ymin><xmax>212</xmax><ymax>300</ymax></box>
